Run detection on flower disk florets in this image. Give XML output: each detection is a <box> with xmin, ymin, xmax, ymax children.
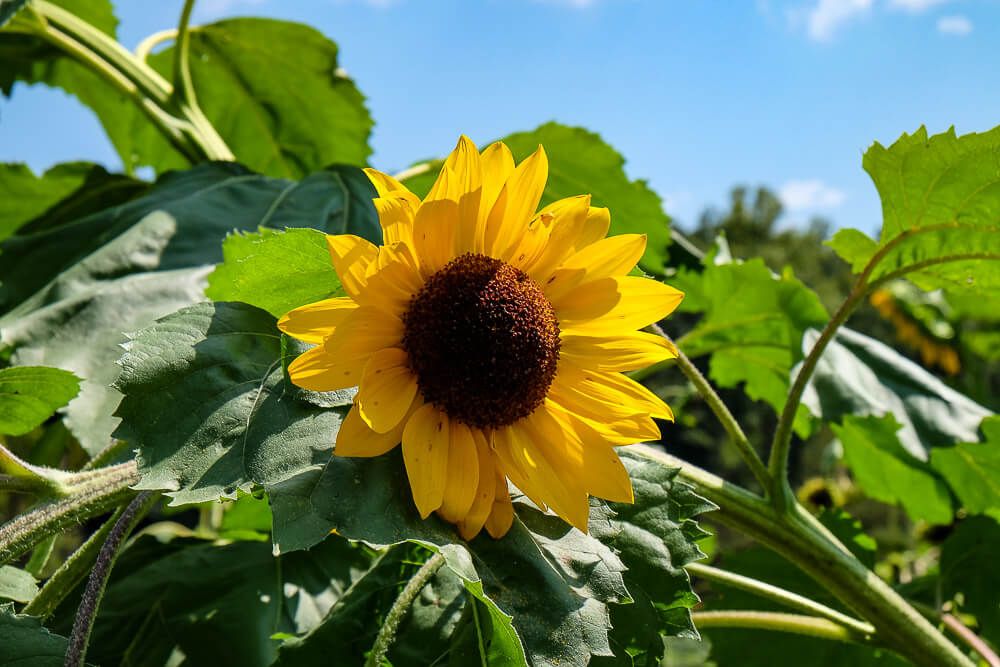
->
<box><xmin>402</xmin><ymin>252</ymin><xmax>560</xmax><ymax>429</ymax></box>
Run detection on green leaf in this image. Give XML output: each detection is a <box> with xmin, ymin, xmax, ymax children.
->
<box><xmin>114</xmin><ymin>301</ymin><xmax>352</xmax><ymax>505</ymax></box>
<box><xmin>828</xmin><ymin>125</ymin><xmax>1000</xmax><ymax>292</ymax></box>
<box><xmin>0</xmin><ymin>602</ymin><xmax>72</xmax><ymax>666</ymax></box>
<box><xmin>206</xmin><ymin>228</ymin><xmax>343</xmax><ymax>318</ymax></box>
<box><xmin>0</xmin><ymin>366</ymin><xmax>79</xmax><ymax>435</ymax></box>
<box><xmin>0</xmin><ymin>163</ymin><xmax>377</xmax><ymax>455</ymax></box>
<box><xmin>0</xmin><ymin>162</ymin><xmax>142</xmax><ymax>242</ymax></box>
<box><xmin>50</xmin><ymin>535</ymin><xmax>376</xmax><ymax>667</ymax></box>
<box><xmin>831</xmin><ymin>414</ymin><xmax>953</xmax><ymax>524</ymax></box>
<box><xmin>802</xmin><ymin>327</ymin><xmax>992</xmax><ymax>461</ymax></box>
<box><xmin>930</xmin><ymin>416</ymin><xmax>1000</xmax><ymax>515</ymax></box>
<box><xmin>940</xmin><ymin>516</ymin><xmax>1000</xmax><ymax>645</ymax></box>
<box><xmin>674</xmin><ymin>259</ymin><xmax>828</xmax><ymax>437</ymax></box>
<box><xmin>137</xmin><ymin>18</ymin><xmax>372</xmax><ymax>177</ymax></box>
<box><xmin>401</xmin><ymin>122</ymin><xmax>672</xmax><ymax>275</ymax></box>
<box><xmin>0</xmin><ymin>565</ymin><xmax>37</xmax><ymax>603</ymax></box>
<box><xmin>0</xmin><ymin>0</ymin><xmax>28</xmax><ymax>28</ymax></box>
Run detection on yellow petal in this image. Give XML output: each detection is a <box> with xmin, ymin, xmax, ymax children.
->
<box><xmin>476</xmin><ymin>142</ymin><xmax>515</xmax><ymax>251</ymax></box>
<box><xmin>374</xmin><ymin>196</ymin><xmax>416</xmax><ymax>247</ymax></box>
<box><xmin>546</xmin><ymin>401</ymin><xmax>634</xmax><ymax>503</ymax></box>
<box><xmin>457</xmin><ymin>430</ymin><xmax>496</xmax><ymax>540</ymax></box>
<box><xmin>412</xmin><ymin>196</ymin><xmax>459</xmax><ymax>277</ymax></box>
<box><xmin>277</xmin><ymin>297</ymin><xmax>357</xmax><ymax>344</ymax></box>
<box><xmin>437</xmin><ymin>420</ymin><xmax>480</xmax><ymax>523</ymax></box>
<box><xmin>579</xmin><ymin>206</ymin><xmax>611</xmax><ymax>248</ymax></box>
<box><xmin>357</xmin><ymin>348</ymin><xmax>419</xmax><ymax>433</ymax></box>
<box><xmin>364</xmin><ymin>167</ymin><xmax>420</xmax><ymax>207</ymax></box>
<box><xmin>521</xmin><ymin>195</ymin><xmax>590</xmax><ymax>279</ymax></box>
<box><xmin>335</xmin><ymin>400</ymin><xmax>412</xmax><ymax>458</ymax></box>
<box><xmin>440</xmin><ymin>136</ymin><xmax>483</xmax><ymax>254</ymax></box>
<box><xmin>327</xmin><ymin>235</ymin><xmax>379</xmax><ymax>300</ymax></box>
<box><xmin>484</xmin><ymin>468</ymin><xmax>514</xmax><ymax>539</ymax></box>
<box><xmin>363</xmin><ymin>244</ymin><xmax>423</xmax><ymax>315</ymax></box>
<box><xmin>554</xmin><ymin>362</ymin><xmax>673</xmax><ymax>420</ymax></box>
<box><xmin>315</xmin><ymin>307</ymin><xmax>404</xmax><ymax>389</ymax></box>
<box><xmin>402</xmin><ymin>403</ymin><xmax>450</xmax><ymax>518</ymax></box>
<box><xmin>555</xmin><ymin>276</ymin><xmax>685</xmax><ymax>332</ymax></box>
<box><xmin>543</xmin><ymin>233</ymin><xmax>647</xmax><ymax>301</ymax></box>
<box><xmin>288</xmin><ymin>344</ymin><xmax>362</xmax><ymax>392</ymax></box>
<box><xmin>559</xmin><ymin>331</ymin><xmax>677</xmax><ymax>372</ymax></box>
<box><xmin>484</xmin><ymin>146</ymin><xmax>547</xmax><ymax>258</ymax></box>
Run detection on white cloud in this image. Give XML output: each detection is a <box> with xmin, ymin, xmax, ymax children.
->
<box><xmin>937</xmin><ymin>14</ymin><xmax>972</xmax><ymax>35</ymax></box>
<box><xmin>887</xmin><ymin>0</ymin><xmax>949</xmax><ymax>13</ymax></box>
<box><xmin>779</xmin><ymin>180</ymin><xmax>846</xmax><ymax>211</ymax></box>
<box><xmin>796</xmin><ymin>0</ymin><xmax>873</xmax><ymax>42</ymax></box>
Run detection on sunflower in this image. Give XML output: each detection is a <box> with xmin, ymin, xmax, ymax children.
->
<box><xmin>279</xmin><ymin>136</ymin><xmax>683</xmax><ymax>540</ymax></box>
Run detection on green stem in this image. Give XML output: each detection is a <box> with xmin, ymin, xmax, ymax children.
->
<box><xmin>24</xmin><ymin>534</ymin><xmax>57</xmax><ymax>578</ymax></box>
<box><xmin>469</xmin><ymin>597</ymin><xmax>490</xmax><ymax>667</ymax></box>
<box><xmin>365</xmin><ymin>553</ymin><xmax>446</xmax><ymax>667</ymax></box>
<box><xmin>23</xmin><ymin>508</ymin><xmax>122</xmax><ymax>620</ymax></box>
<box><xmin>690</xmin><ymin>611</ymin><xmax>872</xmax><ymax>644</ymax></box>
<box><xmin>64</xmin><ymin>492</ymin><xmax>158</xmax><ymax>667</ymax></box>
<box><xmin>630</xmin><ymin>445</ymin><xmax>973</xmax><ymax>667</ymax></box>
<box><xmin>685</xmin><ymin>562</ymin><xmax>875</xmax><ymax>636</ymax></box>
<box><xmin>0</xmin><ymin>461</ymin><xmax>138</xmax><ymax>566</ymax></box>
<box><xmin>650</xmin><ymin>324</ymin><xmax>772</xmax><ymax>494</ymax></box>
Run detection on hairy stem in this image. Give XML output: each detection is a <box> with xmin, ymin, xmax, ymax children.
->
<box><xmin>64</xmin><ymin>492</ymin><xmax>158</xmax><ymax>667</ymax></box>
<box><xmin>0</xmin><ymin>461</ymin><xmax>138</xmax><ymax>566</ymax></box>
<box><xmin>685</xmin><ymin>562</ymin><xmax>875</xmax><ymax>636</ymax></box>
<box><xmin>365</xmin><ymin>553</ymin><xmax>446</xmax><ymax>667</ymax></box>
<box><xmin>651</xmin><ymin>324</ymin><xmax>772</xmax><ymax>493</ymax></box>
<box><xmin>690</xmin><ymin>611</ymin><xmax>872</xmax><ymax>644</ymax></box>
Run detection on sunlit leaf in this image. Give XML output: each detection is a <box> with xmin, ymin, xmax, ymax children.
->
<box><xmin>930</xmin><ymin>416</ymin><xmax>1000</xmax><ymax>516</ymax></box>
<box><xmin>0</xmin><ymin>366</ymin><xmax>78</xmax><ymax>436</ymax></box>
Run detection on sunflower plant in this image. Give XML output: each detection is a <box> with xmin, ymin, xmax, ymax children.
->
<box><xmin>1</xmin><ymin>2</ymin><xmax>999</xmax><ymax>667</ymax></box>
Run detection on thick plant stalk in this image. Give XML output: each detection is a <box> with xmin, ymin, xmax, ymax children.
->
<box><xmin>365</xmin><ymin>553</ymin><xmax>446</xmax><ymax>667</ymax></box>
<box><xmin>64</xmin><ymin>492</ymin><xmax>158</xmax><ymax>667</ymax></box>
<box><xmin>632</xmin><ymin>445</ymin><xmax>973</xmax><ymax>667</ymax></box>
<box><xmin>691</xmin><ymin>611</ymin><xmax>874</xmax><ymax>644</ymax></box>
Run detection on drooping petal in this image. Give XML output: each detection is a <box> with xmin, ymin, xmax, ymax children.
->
<box><xmin>437</xmin><ymin>420</ymin><xmax>480</xmax><ymax>523</ymax></box>
<box><xmin>543</xmin><ymin>233</ymin><xmax>647</xmax><ymax>301</ymax></box>
<box><xmin>327</xmin><ymin>235</ymin><xmax>379</xmax><ymax>300</ymax></box>
<box><xmin>457</xmin><ymin>430</ymin><xmax>496</xmax><ymax>540</ymax></box>
<box><xmin>402</xmin><ymin>403</ymin><xmax>450</xmax><ymax>518</ymax></box>
<box><xmin>335</xmin><ymin>398</ymin><xmax>415</xmax><ymax>458</ymax></box>
<box><xmin>555</xmin><ymin>276</ymin><xmax>685</xmax><ymax>332</ymax></box>
<box><xmin>316</xmin><ymin>307</ymin><xmax>404</xmax><ymax>389</ymax></box>
<box><xmin>553</xmin><ymin>361</ymin><xmax>674</xmax><ymax>420</ymax></box>
<box><xmin>373</xmin><ymin>195</ymin><xmax>416</xmax><ymax>247</ymax></box>
<box><xmin>559</xmin><ymin>331</ymin><xmax>677</xmax><ymax>372</ymax></box>
<box><xmin>357</xmin><ymin>348</ymin><xmax>419</xmax><ymax>433</ymax></box>
<box><xmin>484</xmin><ymin>467</ymin><xmax>514</xmax><ymax>539</ymax></box>
<box><xmin>520</xmin><ymin>195</ymin><xmax>590</xmax><ymax>279</ymax></box>
<box><xmin>277</xmin><ymin>296</ymin><xmax>357</xmax><ymax>344</ymax></box>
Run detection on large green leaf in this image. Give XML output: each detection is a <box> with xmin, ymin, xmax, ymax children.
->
<box><xmin>940</xmin><ymin>516</ymin><xmax>1000</xmax><ymax>646</ymax></box>
<box><xmin>401</xmin><ymin>122</ymin><xmax>672</xmax><ymax>275</ymax></box>
<box><xmin>0</xmin><ymin>163</ymin><xmax>378</xmax><ymax>455</ymax></box>
<box><xmin>0</xmin><ymin>602</ymin><xmax>72</xmax><ymax>666</ymax></box>
<box><xmin>589</xmin><ymin>453</ymin><xmax>714</xmax><ymax>666</ymax></box>
<box><xmin>48</xmin><ymin>534</ymin><xmax>376</xmax><ymax>667</ymax></box>
<box><xmin>115</xmin><ymin>301</ymin><xmax>352</xmax><ymax>505</ymax></box>
<box><xmin>206</xmin><ymin>228</ymin><xmax>343</xmax><ymax>318</ymax></box>
<box><xmin>137</xmin><ymin>18</ymin><xmax>371</xmax><ymax>177</ymax></box>
<box><xmin>0</xmin><ymin>162</ymin><xmax>142</xmax><ymax>242</ymax></box>
<box><xmin>802</xmin><ymin>327</ymin><xmax>992</xmax><ymax>461</ymax></box>
<box><xmin>0</xmin><ymin>565</ymin><xmax>37</xmax><ymax>603</ymax></box>
<box><xmin>0</xmin><ymin>0</ymin><xmax>28</xmax><ymax>28</ymax></box>
<box><xmin>828</xmin><ymin>125</ymin><xmax>1000</xmax><ymax>292</ymax></box>
<box><xmin>831</xmin><ymin>414</ymin><xmax>953</xmax><ymax>524</ymax></box>
<box><xmin>673</xmin><ymin>259</ymin><xmax>828</xmax><ymax>437</ymax></box>
<box><xmin>0</xmin><ymin>366</ymin><xmax>79</xmax><ymax>436</ymax></box>
<box><xmin>930</xmin><ymin>416</ymin><xmax>1000</xmax><ymax>516</ymax></box>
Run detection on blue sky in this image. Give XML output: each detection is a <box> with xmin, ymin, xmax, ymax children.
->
<box><xmin>2</xmin><ymin>0</ymin><xmax>998</xmax><ymax>236</ymax></box>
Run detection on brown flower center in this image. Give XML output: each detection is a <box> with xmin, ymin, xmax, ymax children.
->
<box><xmin>402</xmin><ymin>253</ymin><xmax>560</xmax><ymax>428</ymax></box>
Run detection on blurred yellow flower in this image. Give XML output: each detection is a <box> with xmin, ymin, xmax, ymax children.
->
<box><xmin>280</xmin><ymin>136</ymin><xmax>683</xmax><ymax>539</ymax></box>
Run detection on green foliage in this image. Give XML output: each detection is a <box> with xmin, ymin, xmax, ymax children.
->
<box><xmin>402</xmin><ymin>122</ymin><xmax>673</xmax><ymax>275</ymax></box>
<box><xmin>115</xmin><ymin>301</ymin><xmax>352</xmax><ymax>505</ymax></box>
<box><xmin>832</xmin><ymin>414</ymin><xmax>953</xmax><ymax>524</ymax></box>
<box><xmin>0</xmin><ymin>0</ymin><xmax>28</xmax><ymax>28</ymax></box>
<box><xmin>940</xmin><ymin>516</ymin><xmax>1000</xmax><ymax>645</ymax></box>
<box><xmin>673</xmin><ymin>258</ymin><xmax>828</xmax><ymax>436</ymax></box>
<box><xmin>930</xmin><ymin>416</ymin><xmax>1000</xmax><ymax>516</ymax></box>
<box><xmin>206</xmin><ymin>228</ymin><xmax>343</xmax><ymax>318</ymax></box>
<box><xmin>0</xmin><ymin>565</ymin><xmax>37</xmax><ymax>603</ymax></box>
<box><xmin>828</xmin><ymin>126</ymin><xmax>1000</xmax><ymax>292</ymax></box>
<box><xmin>0</xmin><ymin>366</ymin><xmax>79</xmax><ymax>436</ymax></box>
<box><xmin>142</xmin><ymin>18</ymin><xmax>372</xmax><ymax>177</ymax></box>
<box><xmin>0</xmin><ymin>602</ymin><xmax>72</xmax><ymax>665</ymax></box>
